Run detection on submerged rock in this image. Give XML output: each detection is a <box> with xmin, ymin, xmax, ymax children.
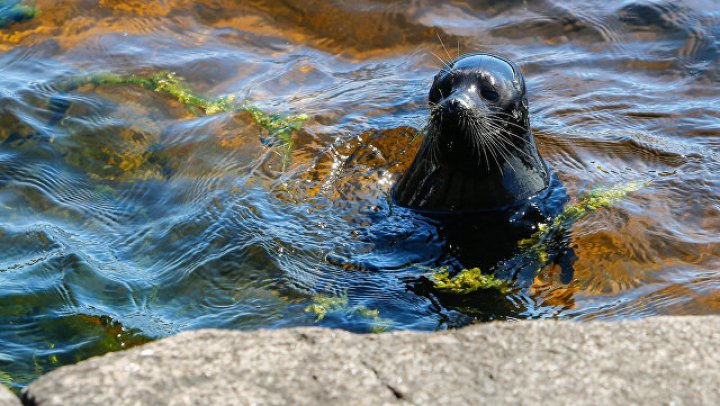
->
<box><xmin>22</xmin><ymin>316</ymin><xmax>720</xmax><ymax>405</ymax></box>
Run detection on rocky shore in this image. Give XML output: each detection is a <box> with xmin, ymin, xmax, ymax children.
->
<box><xmin>0</xmin><ymin>386</ymin><xmax>18</xmax><ymax>406</ymax></box>
<box><xmin>4</xmin><ymin>316</ymin><xmax>720</xmax><ymax>405</ymax></box>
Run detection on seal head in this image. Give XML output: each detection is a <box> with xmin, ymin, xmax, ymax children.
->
<box><xmin>393</xmin><ymin>53</ymin><xmax>549</xmax><ymax>211</ymax></box>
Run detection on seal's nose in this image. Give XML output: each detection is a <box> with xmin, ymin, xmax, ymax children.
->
<box><xmin>442</xmin><ymin>96</ymin><xmax>470</xmax><ymax>114</ymax></box>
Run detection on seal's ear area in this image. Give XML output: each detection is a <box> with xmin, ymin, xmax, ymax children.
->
<box><xmin>429</xmin><ymin>70</ymin><xmax>454</xmax><ymax>105</ymax></box>
<box><xmin>429</xmin><ymin>75</ymin><xmax>443</xmax><ymax>105</ymax></box>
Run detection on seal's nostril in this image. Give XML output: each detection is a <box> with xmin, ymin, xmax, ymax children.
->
<box><xmin>444</xmin><ymin>97</ymin><xmax>466</xmax><ymax>112</ymax></box>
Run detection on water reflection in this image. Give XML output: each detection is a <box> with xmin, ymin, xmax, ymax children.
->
<box><xmin>0</xmin><ymin>0</ymin><xmax>718</xmax><ymax>389</ymax></box>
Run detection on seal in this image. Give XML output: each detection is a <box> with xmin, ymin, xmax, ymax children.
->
<box><xmin>393</xmin><ymin>53</ymin><xmax>550</xmax><ymax>212</ymax></box>
<box><xmin>391</xmin><ymin>52</ymin><xmax>573</xmax><ymax>280</ymax></box>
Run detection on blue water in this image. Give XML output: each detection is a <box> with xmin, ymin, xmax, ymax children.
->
<box><xmin>0</xmin><ymin>0</ymin><xmax>718</xmax><ymax>389</ymax></box>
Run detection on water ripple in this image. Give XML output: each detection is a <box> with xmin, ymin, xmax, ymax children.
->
<box><xmin>0</xmin><ymin>0</ymin><xmax>718</xmax><ymax>389</ymax></box>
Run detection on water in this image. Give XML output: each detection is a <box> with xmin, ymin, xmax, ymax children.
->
<box><xmin>0</xmin><ymin>0</ymin><xmax>718</xmax><ymax>389</ymax></box>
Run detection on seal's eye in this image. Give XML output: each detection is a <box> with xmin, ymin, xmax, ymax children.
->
<box><xmin>481</xmin><ymin>88</ymin><xmax>500</xmax><ymax>101</ymax></box>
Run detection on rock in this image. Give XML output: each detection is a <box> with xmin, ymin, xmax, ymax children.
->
<box><xmin>23</xmin><ymin>316</ymin><xmax>720</xmax><ymax>405</ymax></box>
<box><xmin>0</xmin><ymin>385</ymin><xmax>20</xmax><ymax>406</ymax></box>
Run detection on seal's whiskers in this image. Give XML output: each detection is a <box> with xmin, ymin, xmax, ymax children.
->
<box><xmin>394</xmin><ymin>52</ymin><xmax>551</xmax><ymax>211</ymax></box>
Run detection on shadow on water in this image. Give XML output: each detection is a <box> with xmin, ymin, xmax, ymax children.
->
<box><xmin>0</xmin><ymin>0</ymin><xmax>719</xmax><ymax>389</ymax></box>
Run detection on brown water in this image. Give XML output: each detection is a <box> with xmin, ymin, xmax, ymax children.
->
<box><xmin>0</xmin><ymin>0</ymin><xmax>718</xmax><ymax>389</ymax></box>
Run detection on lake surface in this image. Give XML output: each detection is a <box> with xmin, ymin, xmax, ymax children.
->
<box><xmin>1</xmin><ymin>0</ymin><xmax>718</xmax><ymax>389</ymax></box>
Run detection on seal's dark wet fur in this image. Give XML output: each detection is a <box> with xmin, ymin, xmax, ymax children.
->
<box><xmin>394</xmin><ymin>53</ymin><xmax>571</xmax><ymax>280</ymax></box>
<box><xmin>394</xmin><ymin>53</ymin><xmax>549</xmax><ymax>212</ymax></box>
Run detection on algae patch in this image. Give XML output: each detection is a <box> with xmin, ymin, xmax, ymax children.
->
<box><xmin>84</xmin><ymin>72</ymin><xmax>236</xmax><ymax>116</ymax></box>
<box><xmin>0</xmin><ymin>369</ymin><xmax>12</xmax><ymax>386</ymax></box>
<box><xmin>304</xmin><ymin>295</ymin><xmax>392</xmax><ymax>333</ymax></box>
<box><xmin>304</xmin><ymin>295</ymin><xmax>349</xmax><ymax>321</ymax></box>
<box><xmin>432</xmin><ymin>181</ymin><xmax>648</xmax><ymax>295</ymax></box>
<box><xmin>518</xmin><ymin>180</ymin><xmax>648</xmax><ymax>265</ymax></box>
<box><xmin>64</xmin><ymin>71</ymin><xmax>308</xmax><ymax>166</ymax></box>
<box><xmin>433</xmin><ymin>267</ymin><xmax>512</xmax><ymax>295</ymax></box>
<box><xmin>242</xmin><ymin>103</ymin><xmax>307</xmax><ymax>168</ymax></box>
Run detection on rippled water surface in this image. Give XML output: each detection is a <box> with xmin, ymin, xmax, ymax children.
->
<box><xmin>1</xmin><ymin>0</ymin><xmax>718</xmax><ymax>388</ymax></box>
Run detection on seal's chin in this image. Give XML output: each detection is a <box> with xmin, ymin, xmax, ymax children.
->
<box><xmin>427</xmin><ymin>109</ymin><xmax>524</xmax><ymax>174</ymax></box>
<box><xmin>394</xmin><ymin>112</ymin><xmax>550</xmax><ymax>212</ymax></box>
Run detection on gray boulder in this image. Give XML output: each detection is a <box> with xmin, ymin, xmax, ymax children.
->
<box><xmin>23</xmin><ymin>316</ymin><xmax>720</xmax><ymax>405</ymax></box>
<box><xmin>0</xmin><ymin>385</ymin><xmax>19</xmax><ymax>406</ymax></box>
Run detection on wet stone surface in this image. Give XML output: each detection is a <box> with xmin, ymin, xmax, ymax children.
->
<box><xmin>1</xmin><ymin>0</ymin><xmax>719</xmax><ymax>390</ymax></box>
<box><xmin>0</xmin><ymin>385</ymin><xmax>19</xmax><ymax>406</ymax></box>
<box><xmin>23</xmin><ymin>316</ymin><xmax>720</xmax><ymax>406</ymax></box>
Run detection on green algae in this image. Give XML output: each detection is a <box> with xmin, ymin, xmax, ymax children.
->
<box><xmin>433</xmin><ymin>267</ymin><xmax>512</xmax><ymax>295</ymax></box>
<box><xmin>241</xmin><ymin>103</ymin><xmax>307</xmax><ymax>169</ymax></box>
<box><xmin>304</xmin><ymin>295</ymin><xmax>392</xmax><ymax>333</ymax></box>
<box><xmin>432</xmin><ymin>180</ymin><xmax>649</xmax><ymax>295</ymax></box>
<box><xmin>0</xmin><ymin>0</ymin><xmax>37</xmax><ymax>29</ymax></box>
<box><xmin>549</xmin><ymin>181</ymin><xmax>646</xmax><ymax>231</ymax></box>
<box><xmin>518</xmin><ymin>180</ymin><xmax>649</xmax><ymax>265</ymax></box>
<box><xmin>2</xmin><ymin>314</ymin><xmax>152</xmax><ymax>389</ymax></box>
<box><xmin>355</xmin><ymin>306</ymin><xmax>380</xmax><ymax>318</ymax></box>
<box><xmin>65</xmin><ymin>71</ymin><xmax>308</xmax><ymax>167</ymax></box>
<box><xmin>304</xmin><ymin>295</ymin><xmax>349</xmax><ymax>321</ymax></box>
<box><xmin>84</xmin><ymin>72</ymin><xmax>236</xmax><ymax>116</ymax></box>
<box><xmin>369</xmin><ymin>325</ymin><xmax>387</xmax><ymax>334</ymax></box>
<box><xmin>0</xmin><ymin>370</ymin><xmax>12</xmax><ymax>385</ymax></box>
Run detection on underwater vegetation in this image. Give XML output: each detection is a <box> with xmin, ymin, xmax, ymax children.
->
<box><xmin>432</xmin><ymin>181</ymin><xmax>649</xmax><ymax>295</ymax></box>
<box><xmin>304</xmin><ymin>295</ymin><xmax>392</xmax><ymax>333</ymax></box>
<box><xmin>433</xmin><ymin>267</ymin><xmax>513</xmax><ymax>295</ymax></box>
<box><xmin>0</xmin><ymin>314</ymin><xmax>149</xmax><ymax>391</ymax></box>
<box><xmin>517</xmin><ymin>181</ymin><xmax>649</xmax><ymax>265</ymax></box>
<box><xmin>64</xmin><ymin>71</ymin><xmax>308</xmax><ymax>168</ymax></box>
